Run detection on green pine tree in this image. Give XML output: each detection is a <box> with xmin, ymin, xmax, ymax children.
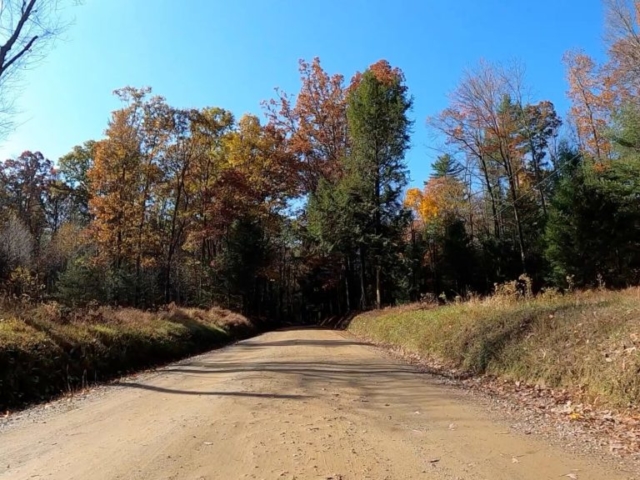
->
<box><xmin>344</xmin><ymin>61</ymin><xmax>413</xmax><ymax>309</ymax></box>
<box><xmin>430</xmin><ymin>154</ymin><xmax>463</xmax><ymax>179</ymax></box>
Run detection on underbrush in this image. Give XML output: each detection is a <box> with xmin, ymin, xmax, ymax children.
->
<box><xmin>348</xmin><ymin>288</ymin><xmax>640</xmax><ymax>409</ymax></box>
<box><xmin>0</xmin><ymin>300</ymin><xmax>256</xmax><ymax>410</ymax></box>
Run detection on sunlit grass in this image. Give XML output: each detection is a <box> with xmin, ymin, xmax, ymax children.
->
<box><xmin>0</xmin><ymin>301</ymin><xmax>255</xmax><ymax>410</ymax></box>
<box><xmin>348</xmin><ymin>288</ymin><xmax>640</xmax><ymax>408</ymax></box>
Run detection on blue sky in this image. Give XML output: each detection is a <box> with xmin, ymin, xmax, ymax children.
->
<box><xmin>0</xmin><ymin>0</ymin><xmax>607</xmax><ymax>187</ymax></box>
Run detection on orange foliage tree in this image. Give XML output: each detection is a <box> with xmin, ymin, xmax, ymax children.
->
<box><xmin>264</xmin><ymin>58</ymin><xmax>348</xmax><ymax>194</ymax></box>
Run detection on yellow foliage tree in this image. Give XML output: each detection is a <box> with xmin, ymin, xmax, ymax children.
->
<box><xmin>404</xmin><ymin>177</ymin><xmax>465</xmax><ymax>227</ymax></box>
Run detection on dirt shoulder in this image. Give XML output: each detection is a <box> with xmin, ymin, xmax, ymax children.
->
<box><xmin>1</xmin><ymin>328</ymin><xmax>637</xmax><ymax>480</ymax></box>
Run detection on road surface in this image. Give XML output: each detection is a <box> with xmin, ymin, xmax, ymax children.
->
<box><xmin>0</xmin><ymin>329</ymin><xmax>634</xmax><ymax>479</ymax></box>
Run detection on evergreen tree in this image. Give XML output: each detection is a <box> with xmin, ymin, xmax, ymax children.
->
<box><xmin>546</xmin><ymin>140</ymin><xmax>640</xmax><ymax>288</ymax></box>
<box><xmin>345</xmin><ymin>60</ymin><xmax>413</xmax><ymax>309</ymax></box>
<box><xmin>431</xmin><ymin>154</ymin><xmax>464</xmax><ymax>179</ymax></box>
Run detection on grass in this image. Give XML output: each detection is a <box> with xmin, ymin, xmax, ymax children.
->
<box><xmin>348</xmin><ymin>288</ymin><xmax>640</xmax><ymax>409</ymax></box>
<box><xmin>0</xmin><ymin>301</ymin><xmax>257</xmax><ymax>411</ymax></box>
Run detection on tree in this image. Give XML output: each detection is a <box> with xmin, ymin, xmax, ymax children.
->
<box><xmin>516</xmin><ymin>101</ymin><xmax>562</xmax><ymax>217</ymax></box>
<box><xmin>87</xmin><ymin>87</ymin><xmax>171</xmax><ymax>304</ymax></box>
<box><xmin>0</xmin><ymin>150</ymin><xmax>54</xmax><ymax>245</ymax></box>
<box><xmin>430</xmin><ymin>154</ymin><xmax>464</xmax><ymax>179</ymax></box>
<box><xmin>306</xmin><ymin>176</ymin><xmax>358</xmax><ymax>312</ymax></box>
<box><xmin>345</xmin><ymin>60</ymin><xmax>412</xmax><ymax>309</ymax></box>
<box><xmin>0</xmin><ymin>214</ymin><xmax>34</xmax><ymax>276</ymax></box>
<box><xmin>546</xmin><ymin>154</ymin><xmax>640</xmax><ymax>288</ymax></box>
<box><xmin>428</xmin><ymin>66</ymin><xmax>503</xmax><ymax>239</ymax></box>
<box><xmin>564</xmin><ymin>51</ymin><xmax>613</xmax><ymax>161</ymax></box>
<box><xmin>0</xmin><ymin>0</ymin><xmax>74</xmax><ymax>137</ymax></box>
<box><xmin>58</xmin><ymin>140</ymin><xmax>96</xmax><ymax>223</ymax></box>
<box><xmin>405</xmin><ymin>158</ymin><xmax>474</xmax><ymax>297</ymax></box>
<box><xmin>265</xmin><ymin>57</ymin><xmax>348</xmax><ymax>194</ymax></box>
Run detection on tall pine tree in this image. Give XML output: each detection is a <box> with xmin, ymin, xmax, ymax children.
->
<box><xmin>345</xmin><ymin>61</ymin><xmax>412</xmax><ymax>309</ymax></box>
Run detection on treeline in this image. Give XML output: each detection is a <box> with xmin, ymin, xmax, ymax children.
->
<box><xmin>1</xmin><ymin>2</ymin><xmax>640</xmax><ymax>320</ymax></box>
<box><xmin>0</xmin><ymin>61</ymin><xmax>411</xmax><ymax>321</ymax></box>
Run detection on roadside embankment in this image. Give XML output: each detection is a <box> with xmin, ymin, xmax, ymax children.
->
<box><xmin>0</xmin><ymin>301</ymin><xmax>257</xmax><ymax>410</ymax></box>
<box><xmin>348</xmin><ymin>288</ymin><xmax>640</xmax><ymax>409</ymax></box>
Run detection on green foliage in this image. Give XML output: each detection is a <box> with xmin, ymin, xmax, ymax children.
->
<box><xmin>214</xmin><ymin>217</ymin><xmax>269</xmax><ymax>314</ymax></box>
<box><xmin>439</xmin><ymin>218</ymin><xmax>478</xmax><ymax>295</ymax></box>
<box><xmin>431</xmin><ymin>154</ymin><xmax>464</xmax><ymax>179</ymax></box>
<box><xmin>58</xmin><ymin>140</ymin><xmax>95</xmax><ymax>223</ymax></box>
<box><xmin>344</xmin><ymin>62</ymin><xmax>413</xmax><ymax>308</ymax></box>
<box><xmin>56</xmin><ymin>257</ymin><xmax>106</xmax><ymax>306</ymax></box>
<box><xmin>546</xmin><ymin>157</ymin><xmax>640</xmax><ymax>288</ymax></box>
<box><xmin>307</xmin><ymin>178</ymin><xmax>355</xmax><ymax>254</ymax></box>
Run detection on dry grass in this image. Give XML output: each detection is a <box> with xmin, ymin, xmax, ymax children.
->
<box><xmin>348</xmin><ymin>288</ymin><xmax>640</xmax><ymax>409</ymax></box>
<box><xmin>0</xmin><ymin>300</ymin><xmax>256</xmax><ymax>410</ymax></box>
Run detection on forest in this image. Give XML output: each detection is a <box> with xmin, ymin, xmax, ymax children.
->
<box><xmin>1</xmin><ymin>2</ymin><xmax>639</xmax><ymax>326</ymax></box>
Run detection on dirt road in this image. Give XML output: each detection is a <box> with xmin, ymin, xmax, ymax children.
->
<box><xmin>0</xmin><ymin>329</ymin><xmax>635</xmax><ymax>480</ymax></box>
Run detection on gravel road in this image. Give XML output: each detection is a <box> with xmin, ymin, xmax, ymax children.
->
<box><xmin>0</xmin><ymin>328</ymin><xmax>635</xmax><ymax>479</ymax></box>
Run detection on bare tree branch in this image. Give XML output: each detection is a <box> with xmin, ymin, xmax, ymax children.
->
<box><xmin>2</xmin><ymin>33</ymin><xmax>38</xmax><ymax>74</ymax></box>
<box><xmin>0</xmin><ymin>0</ymin><xmax>76</xmax><ymax>140</ymax></box>
<box><xmin>0</xmin><ymin>0</ymin><xmax>37</xmax><ymax>76</ymax></box>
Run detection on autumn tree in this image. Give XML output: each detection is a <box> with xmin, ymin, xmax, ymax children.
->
<box><xmin>429</xmin><ymin>85</ymin><xmax>502</xmax><ymax>239</ymax></box>
<box><xmin>265</xmin><ymin>58</ymin><xmax>348</xmax><ymax>194</ymax></box>
<box><xmin>210</xmin><ymin>114</ymin><xmax>297</xmax><ymax>313</ymax></box>
<box><xmin>405</xmin><ymin>153</ymin><xmax>475</xmax><ymax>297</ymax></box>
<box><xmin>0</xmin><ymin>151</ymin><xmax>55</xmax><ymax>246</ymax></box>
<box><xmin>88</xmin><ymin>87</ymin><xmax>172</xmax><ymax>304</ymax></box>
<box><xmin>564</xmin><ymin>52</ymin><xmax>613</xmax><ymax>160</ymax></box>
<box><xmin>430</xmin><ymin>61</ymin><xmax>560</xmax><ymax>273</ymax></box>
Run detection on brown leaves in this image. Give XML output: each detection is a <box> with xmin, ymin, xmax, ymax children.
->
<box><xmin>475</xmin><ymin>377</ymin><xmax>640</xmax><ymax>458</ymax></box>
<box><xmin>87</xmin><ymin>88</ymin><xmax>173</xmax><ymax>269</ymax></box>
<box><xmin>264</xmin><ymin>57</ymin><xmax>348</xmax><ymax>193</ymax></box>
<box><xmin>563</xmin><ymin>52</ymin><xmax>613</xmax><ymax>161</ymax></box>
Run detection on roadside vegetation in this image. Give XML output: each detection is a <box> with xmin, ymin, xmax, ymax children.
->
<box><xmin>349</xmin><ymin>286</ymin><xmax>640</xmax><ymax>409</ymax></box>
<box><xmin>0</xmin><ymin>300</ymin><xmax>255</xmax><ymax>410</ymax></box>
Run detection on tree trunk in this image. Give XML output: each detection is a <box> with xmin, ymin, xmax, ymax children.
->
<box><xmin>375</xmin><ymin>265</ymin><xmax>381</xmax><ymax>309</ymax></box>
<box><xmin>528</xmin><ymin>139</ymin><xmax>548</xmax><ymax>218</ymax></box>
<box><xmin>359</xmin><ymin>246</ymin><xmax>367</xmax><ymax>310</ymax></box>
<box><xmin>507</xmin><ymin>175</ymin><xmax>527</xmax><ymax>273</ymax></box>
<box><xmin>344</xmin><ymin>256</ymin><xmax>351</xmax><ymax>312</ymax></box>
<box><xmin>478</xmin><ymin>155</ymin><xmax>500</xmax><ymax>238</ymax></box>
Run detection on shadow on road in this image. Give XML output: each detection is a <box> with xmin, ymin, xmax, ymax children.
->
<box><xmin>111</xmin><ymin>330</ymin><xmax>459</xmax><ymax>407</ymax></box>
<box><xmin>115</xmin><ymin>383</ymin><xmax>310</xmax><ymax>399</ymax></box>
<box><xmin>162</xmin><ymin>361</ymin><xmax>416</xmax><ymax>378</ymax></box>
<box><xmin>237</xmin><ymin>339</ymin><xmax>372</xmax><ymax>348</ymax></box>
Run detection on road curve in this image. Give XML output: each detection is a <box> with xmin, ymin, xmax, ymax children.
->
<box><xmin>0</xmin><ymin>328</ymin><xmax>634</xmax><ymax>480</ymax></box>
